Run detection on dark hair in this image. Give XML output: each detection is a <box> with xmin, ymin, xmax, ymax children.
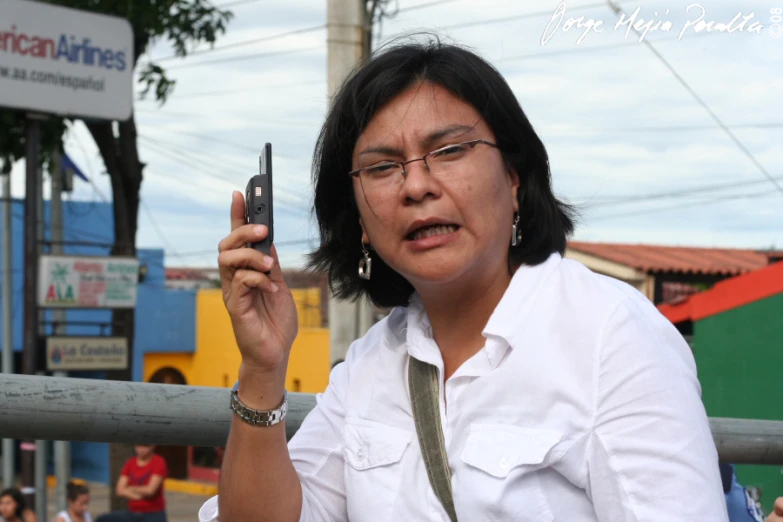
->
<box><xmin>0</xmin><ymin>487</ymin><xmax>25</xmax><ymax>518</ymax></box>
<box><xmin>307</xmin><ymin>37</ymin><xmax>576</xmax><ymax>308</ymax></box>
<box><xmin>66</xmin><ymin>481</ymin><xmax>89</xmax><ymax>502</ymax></box>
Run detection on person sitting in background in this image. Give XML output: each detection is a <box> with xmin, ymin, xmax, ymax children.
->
<box><xmin>0</xmin><ymin>488</ymin><xmax>36</xmax><ymax>522</ymax></box>
<box><xmin>54</xmin><ymin>481</ymin><xmax>92</xmax><ymax>522</ymax></box>
<box><xmin>96</xmin><ymin>444</ymin><xmax>168</xmax><ymax>522</ymax></box>
<box><xmin>720</xmin><ymin>463</ymin><xmax>783</xmax><ymax>522</ymax></box>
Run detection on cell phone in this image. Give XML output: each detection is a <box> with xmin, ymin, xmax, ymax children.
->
<box><xmin>245</xmin><ymin>142</ymin><xmax>274</xmax><ymax>257</ymax></box>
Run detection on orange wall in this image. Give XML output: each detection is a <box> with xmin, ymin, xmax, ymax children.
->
<box><xmin>144</xmin><ymin>288</ymin><xmax>330</xmax><ymax>393</ymax></box>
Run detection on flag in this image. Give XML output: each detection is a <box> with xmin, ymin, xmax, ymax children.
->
<box><xmin>61</xmin><ymin>153</ymin><xmax>89</xmax><ymax>182</ymax></box>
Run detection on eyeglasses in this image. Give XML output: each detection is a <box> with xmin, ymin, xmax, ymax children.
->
<box><xmin>349</xmin><ymin>139</ymin><xmax>499</xmax><ymax>204</ymax></box>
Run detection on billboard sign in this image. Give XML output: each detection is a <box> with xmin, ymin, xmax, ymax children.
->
<box><xmin>0</xmin><ymin>0</ymin><xmax>133</xmax><ymax>120</ymax></box>
<box><xmin>38</xmin><ymin>255</ymin><xmax>139</xmax><ymax>309</ymax></box>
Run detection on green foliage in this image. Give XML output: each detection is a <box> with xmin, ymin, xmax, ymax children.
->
<box><xmin>0</xmin><ymin>0</ymin><xmax>232</xmax><ymax>169</ymax></box>
<box><xmin>0</xmin><ymin>113</ymin><xmax>66</xmax><ymax>174</ymax></box>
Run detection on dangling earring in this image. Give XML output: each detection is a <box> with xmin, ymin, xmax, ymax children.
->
<box><xmin>358</xmin><ymin>242</ymin><xmax>372</xmax><ymax>280</ymax></box>
<box><xmin>511</xmin><ymin>213</ymin><xmax>522</xmax><ymax>247</ymax></box>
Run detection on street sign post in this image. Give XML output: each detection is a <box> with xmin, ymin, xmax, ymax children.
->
<box><xmin>1</xmin><ymin>1</ymin><xmax>135</xmax><ymax>511</ymax></box>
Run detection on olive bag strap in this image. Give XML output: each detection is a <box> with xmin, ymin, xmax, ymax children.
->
<box><xmin>408</xmin><ymin>356</ymin><xmax>459</xmax><ymax>522</ymax></box>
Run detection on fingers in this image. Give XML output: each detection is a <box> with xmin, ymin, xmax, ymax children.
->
<box><xmin>230</xmin><ymin>190</ymin><xmax>246</xmax><ymax>232</ymax></box>
<box><xmin>232</xmin><ymin>267</ymin><xmax>279</xmax><ymax>296</ymax></box>
<box><xmin>265</xmin><ymin>244</ymin><xmax>286</xmax><ymax>283</ymax></box>
<box><xmin>218</xmin><ymin>223</ymin><xmax>270</xmax><ymax>253</ymax></box>
<box><xmin>219</xmin><ymin>247</ymin><xmax>274</xmax><ymax>274</ymax></box>
<box><xmin>775</xmin><ymin>496</ymin><xmax>783</xmax><ymax>515</ymax></box>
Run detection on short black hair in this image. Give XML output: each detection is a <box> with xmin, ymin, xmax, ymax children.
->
<box><xmin>307</xmin><ymin>37</ymin><xmax>575</xmax><ymax>308</ymax></box>
<box><xmin>0</xmin><ymin>487</ymin><xmax>26</xmax><ymax>518</ymax></box>
<box><xmin>66</xmin><ymin>481</ymin><xmax>89</xmax><ymax>502</ymax></box>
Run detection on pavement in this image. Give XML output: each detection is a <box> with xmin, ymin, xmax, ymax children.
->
<box><xmin>36</xmin><ymin>481</ymin><xmax>212</xmax><ymax>522</ymax></box>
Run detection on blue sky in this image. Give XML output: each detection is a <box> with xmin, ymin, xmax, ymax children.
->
<box><xmin>8</xmin><ymin>0</ymin><xmax>783</xmax><ymax>268</ymax></box>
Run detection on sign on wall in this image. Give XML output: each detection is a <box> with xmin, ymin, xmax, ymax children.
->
<box><xmin>38</xmin><ymin>255</ymin><xmax>139</xmax><ymax>308</ymax></box>
<box><xmin>0</xmin><ymin>0</ymin><xmax>133</xmax><ymax>120</ymax></box>
<box><xmin>46</xmin><ymin>336</ymin><xmax>128</xmax><ymax>371</ymax></box>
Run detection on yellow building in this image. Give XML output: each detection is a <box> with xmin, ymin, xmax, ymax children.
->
<box><xmin>144</xmin><ymin>287</ymin><xmax>330</xmax><ymax>392</ymax></box>
<box><xmin>143</xmin><ymin>287</ymin><xmax>330</xmax><ymax>483</ymax></box>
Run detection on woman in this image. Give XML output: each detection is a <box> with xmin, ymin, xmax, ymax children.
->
<box><xmin>0</xmin><ymin>488</ymin><xmax>35</xmax><ymax>522</ymax></box>
<box><xmin>202</xmin><ymin>40</ymin><xmax>729</xmax><ymax>521</ymax></box>
<box><xmin>54</xmin><ymin>481</ymin><xmax>92</xmax><ymax>522</ymax></box>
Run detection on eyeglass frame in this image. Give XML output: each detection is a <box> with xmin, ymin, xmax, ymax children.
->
<box><xmin>348</xmin><ymin>139</ymin><xmax>499</xmax><ymax>180</ymax></box>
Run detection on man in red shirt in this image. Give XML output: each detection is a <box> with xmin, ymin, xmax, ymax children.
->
<box><xmin>96</xmin><ymin>444</ymin><xmax>168</xmax><ymax>522</ymax></box>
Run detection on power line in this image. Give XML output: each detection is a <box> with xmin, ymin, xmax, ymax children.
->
<box><xmin>382</xmin><ymin>1</ymin><xmax>608</xmax><ymax>40</ymax></box>
<box><xmin>589</xmin><ymin>190</ymin><xmax>776</xmax><ymax>222</ymax></box>
<box><xmin>140</xmin><ymin>199</ymin><xmax>183</xmax><ymax>261</ymax></box>
<box><xmin>550</xmin><ymin>122</ymin><xmax>783</xmax><ymax>135</ymax></box>
<box><xmin>165</xmin><ymin>45</ymin><xmax>323</xmax><ymax>70</ymax></box>
<box><xmin>575</xmin><ymin>175</ymin><xmax>783</xmax><ymax>208</ymax></box>
<box><xmin>605</xmin><ymin>0</ymin><xmax>783</xmax><ymax>196</ymax></box>
<box><xmin>137</xmin><ymin>133</ymin><xmax>310</xmax><ymax>208</ymax></box>
<box><xmin>140</xmin><ymin>128</ymin><xmax>309</xmax><ymax>165</ymax></box>
<box><xmin>144</xmin><ymin>129</ymin><xmax>258</xmax><ymax>154</ymax></box>
<box><xmin>444</xmin><ymin>2</ymin><xmax>607</xmax><ymax>31</ymax></box>
<box><xmin>155</xmin><ymin>25</ymin><xmax>326</xmax><ymax>62</ymax></box>
<box><xmin>137</xmin><ymin>137</ymin><xmax>309</xmax><ymax>215</ymax></box>
<box><xmin>164</xmin><ymin>2</ymin><xmax>608</xmax><ymax>69</ymax></box>
<box><xmin>503</xmin><ymin>35</ymin><xmax>686</xmax><ymax>63</ymax></box>
<box><xmin>396</xmin><ymin>0</ymin><xmax>463</xmax><ymax>14</ymax></box>
<box><xmin>138</xmin><ymin>135</ymin><xmax>237</xmax><ymax>184</ymax></box>
<box><xmin>166</xmin><ymin>79</ymin><xmax>325</xmax><ymax>100</ymax></box>
<box><xmin>215</xmin><ymin>0</ymin><xmax>267</xmax><ymax>8</ymax></box>
<box><xmin>135</xmin><ymin>107</ymin><xmax>323</xmax><ymax>128</ymax></box>
<box><xmin>140</xmin><ymin>133</ymin><xmax>249</xmax><ymax>175</ymax></box>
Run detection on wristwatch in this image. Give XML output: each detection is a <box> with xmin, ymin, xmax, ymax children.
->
<box><xmin>229</xmin><ymin>381</ymin><xmax>288</xmax><ymax>427</ymax></box>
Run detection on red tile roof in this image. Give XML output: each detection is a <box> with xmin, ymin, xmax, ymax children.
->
<box><xmin>166</xmin><ymin>268</ymin><xmax>214</xmax><ymax>281</ymax></box>
<box><xmin>658</xmin><ymin>260</ymin><xmax>783</xmax><ymax>323</ymax></box>
<box><xmin>568</xmin><ymin>241</ymin><xmax>779</xmax><ymax>276</ymax></box>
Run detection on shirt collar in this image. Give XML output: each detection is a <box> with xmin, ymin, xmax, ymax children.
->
<box><xmin>402</xmin><ymin>252</ymin><xmax>563</xmax><ymax>372</ymax></box>
<box><xmin>483</xmin><ymin>252</ymin><xmax>562</xmax><ymax>346</ymax></box>
<box><xmin>405</xmin><ymin>294</ymin><xmax>444</xmax><ymax>369</ymax></box>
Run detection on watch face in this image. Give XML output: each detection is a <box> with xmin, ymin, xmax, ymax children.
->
<box><xmin>231</xmin><ymin>380</ymin><xmax>240</xmax><ymax>392</ymax></box>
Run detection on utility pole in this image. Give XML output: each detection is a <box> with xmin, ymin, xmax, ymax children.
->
<box><xmin>326</xmin><ymin>0</ymin><xmax>376</xmax><ymax>363</ymax></box>
<box><xmin>50</xmin><ymin>151</ymin><xmax>70</xmax><ymax>513</ymax></box>
<box><xmin>21</xmin><ymin>115</ymin><xmax>42</xmax><ymax>510</ymax></box>
<box><xmin>1</xmin><ymin>168</ymin><xmax>14</xmax><ymax>489</ymax></box>
<box><xmin>34</xmin><ymin>160</ymin><xmax>46</xmax><ymax>521</ymax></box>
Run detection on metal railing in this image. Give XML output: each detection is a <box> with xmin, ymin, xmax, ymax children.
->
<box><xmin>1</xmin><ymin>374</ymin><xmax>783</xmax><ymax>465</ymax></box>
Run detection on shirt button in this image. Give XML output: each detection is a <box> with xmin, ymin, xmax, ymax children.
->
<box><xmin>499</xmin><ymin>456</ymin><xmax>510</xmax><ymax>469</ymax></box>
<box><xmin>356</xmin><ymin>448</ymin><xmax>365</xmax><ymax>460</ymax></box>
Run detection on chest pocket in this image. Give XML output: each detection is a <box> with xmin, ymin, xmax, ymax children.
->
<box><xmin>459</xmin><ymin>424</ymin><xmax>563</xmax><ymax>522</ymax></box>
<box><xmin>344</xmin><ymin>418</ymin><xmax>412</xmax><ymax>522</ymax></box>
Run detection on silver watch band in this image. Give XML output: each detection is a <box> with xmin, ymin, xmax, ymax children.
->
<box><xmin>230</xmin><ymin>389</ymin><xmax>288</xmax><ymax>427</ymax></box>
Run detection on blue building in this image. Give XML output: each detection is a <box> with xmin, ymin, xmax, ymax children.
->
<box><xmin>0</xmin><ymin>197</ymin><xmax>196</xmax><ymax>483</ymax></box>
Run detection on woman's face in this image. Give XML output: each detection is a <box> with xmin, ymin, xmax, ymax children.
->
<box><xmin>0</xmin><ymin>494</ymin><xmax>18</xmax><ymax>519</ymax></box>
<box><xmin>352</xmin><ymin>81</ymin><xmax>519</xmax><ymax>289</ymax></box>
<box><xmin>69</xmin><ymin>493</ymin><xmax>89</xmax><ymax>515</ymax></box>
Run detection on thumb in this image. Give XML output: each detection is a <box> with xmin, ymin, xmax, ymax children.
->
<box><xmin>774</xmin><ymin>496</ymin><xmax>783</xmax><ymax>515</ymax></box>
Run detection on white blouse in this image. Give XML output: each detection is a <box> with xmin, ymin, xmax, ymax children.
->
<box><xmin>200</xmin><ymin>253</ymin><xmax>729</xmax><ymax>521</ymax></box>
